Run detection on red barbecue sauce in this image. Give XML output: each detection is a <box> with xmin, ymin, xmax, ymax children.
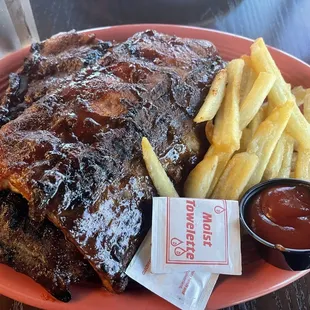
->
<box><xmin>246</xmin><ymin>185</ymin><xmax>310</xmax><ymax>249</ymax></box>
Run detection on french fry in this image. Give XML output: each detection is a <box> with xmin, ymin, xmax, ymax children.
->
<box><xmin>263</xmin><ymin>135</ymin><xmax>286</xmax><ymax>180</ymax></box>
<box><xmin>245</xmin><ymin>100</ymin><xmax>294</xmax><ymax>190</ymax></box>
<box><xmin>194</xmin><ymin>69</ymin><xmax>228</xmax><ymax>123</ymax></box>
<box><xmin>292</xmin><ymin>86</ymin><xmax>307</xmax><ymax>106</ymax></box>
<box><xmin>204</xmin><ymin>145</ymin><xmax>234</xmax><ymax>197</ymax></box>
<box><xmin>304</xmin><ymin>93</ymin><xmax>310</xmax><ymax>123</ymax></box>
<box><xmin>295</xmin><ymin>147</ymin><xmax>310</xmax><ymax>180</ymax></box>
<box><xmin>239</xmin><ymin>72</ymin><xmax>276</xmax><ymax>130</ymax></box>
<box><xmin>205</xmin><ymin>121</ymin><xmax>214</xmax><ymax>144</ymax></box>
<box><xmin>240</xmin><ymin>128</ymin><xmax>252</xmax><ymax>153</ymax></box>
<box><xmin>250</xmin><ymin>38</ymin><xmax>310</xmax><ymax>149</ymax></box>
<box><xmin>211</xmin><ymin>152</ymin><xmax>259</xmax><ymax>200</ymax></box>
<box><xmin>266</xmin><ymin>101</ymin><xmax>275</xmax><ymax>115</ymax></box>
<box><xmin>248</xmin><ymin>105</ymin><xmax>267</xmax><ymax>136</ymax></box>
<box><xmin>241</xmin><ymin>55</ymin><xmax>252</xmax><ymax>67</ymax></box>
<box><xmin>184</xmin><ymin>155</ymin><xmax>218</xmax><ymax>198</ymax></box>
<box><xmin>291</xmin><ymin>152</ymin><xmax>298</xmax><ymax>172</ymax></box>
<box><xmin>277</xmin><ymin>134</ymin><xmax>294</xmax><ymax>178</ymax></box>
<box><xmin>285</xmin><ymin>105</ymin><xmax>310</xmax><ymax>148</ymax></box>
<box><xmin>141</xmin><ymin>137</ymin><xmax>179</xmax><ymax>197</ymax></box>
<box><xmin>240</xmin><ymin>55</ymin><xmax>257</xmax><ymax>102</ymax></box>
<box><xmin>293</xmin><ymin>139</ymin><xmax>299</xmax><ymax>152</ymax></box>
<box><xmin>253</xmin><ymin>38</ymin><xmax>288</xmax><ymax>87</ymax></box>
<box><xmin>212</xmin><ymin>59</ymin><xmax>244</xmax><ymax>152</ymax></box>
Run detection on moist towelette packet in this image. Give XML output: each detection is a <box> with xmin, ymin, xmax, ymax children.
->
<box><xmin>126</xmin><ymin>231</ymin><xmax>218</xmax><ymax>310</ymax></box>
<box><xmin>151</xmin><ymin>197</ymin><xmax>241</xmax><ymax>275</ymax></box>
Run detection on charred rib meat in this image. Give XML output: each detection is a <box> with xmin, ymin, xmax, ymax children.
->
<box><xmin>0</xmin><ymin>191</ymin><xmax>98</xmax><ymax>302</ymax></box>
<box><xmin>0</xmin><ymin>30</ymin><xmax>224</xmax><ymax>294</ymax></box>
<box><xmin>0</xmin><ymin>31</ymin><xmax>111</xmax><ymax>126</ymax></box>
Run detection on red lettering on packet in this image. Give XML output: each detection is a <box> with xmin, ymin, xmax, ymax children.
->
<box><xmin>185</xmin><ymin>200</ymin><xmax>196</xmax><ymax>259</ymax></box>
<box><xmin>142</xmin><ymin>258</ymin><xmax>151</xmax><ymax>275</ymax></box>
<box><xmin>202</xmin><ymin>212</ymin><xmax>213</xmax><ymax>247</ymax></box>
<box><xmin>181</xmin><ymin>271</ymin><xmax>195</xmax><ymax>295</ymax></box>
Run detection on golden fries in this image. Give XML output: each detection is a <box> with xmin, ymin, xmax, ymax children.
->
<box><xmin>304</xmin><ymin>93</ymin><xmax>310</xmax><ymax>123</ymax></box>
<box><xmin>240</xmin><ymin>55</ymin><xmax>257</xmax><ymax>102</ymax></box>
<box><xmin>194</xmin><ymin>69</ymin><xmax>228</xmax><ymax>123</ymax></box>
<box><xmin>292</xmin><ymin>86</ymin><xmax>307</xmax><ymax>106</ymax></box>
<box><xmin>263</xmin><ymin>135</ymin><xmax>285</xmax><ymax>180</ymax></box>
<box><xmin>252</xmin><ymin>38</ymin><xmax>288</xmax><ymax>88</ymax></box>
<box><xmin>212</xmin><ymin>59</ymin><xmax>244</xmax><ymax>152</ymax></box>
<box><xmin>205</xmin><ymin>121</ymin><xmax>214</xmax><ymax>144</ymax></box>
<box><xmin>277</xmin><ymin>135</ymin><xmax>294</xmax><ymax>178</ymax></box>
<box><xmin>212</xmin><ymin>152</ymin><xmax>259</xmax><ymax>200</ymax></box>
<box><xmin>241</xmin><ymin>55</ymin><xmax>252</xmax><ymax>67</ymax></box>
<box><xmin>141</xmin><ymin>137</ymin><xmax>179</xmax><ymax>197</ymax></box>
<box><xmin>240</xmin><ymin>128</ymin><xmax>252</xmax><ymax>153</ymax></box>
<box><xmin>139</xmin><ymin>33</ymin><xmax>310</xmax><ymax>206</ymax></box>
<box><xmin>285</xmin><ymin>105</ymin><xmax>310</xmax><ymax>149</ymax></box>
<box><xmin>248</xmin><ymin>105</ymin><xmax>267</xmax><ymax>136</ymax></box>
<box><xmin>184</xmin><ymin>155</ymin><xmax>218</xmax><ymax>198</ymax></box>
<box><xmin>266</xmin><ymin>101</ymin><xmax>275</xmax><ymax>115</ymax></box>
<box><xmin>204</xmin><ymin>145</ymin><xmax>234</xmax><ymax>197</ymax></box>
<box><xmin>250</xmin><ymin>38</ymin><xmax>310</xmax><ymax>149</ymax></box>
<box><xmin>295</xmin><ymin>147</ymin><xmax>310</xmax><ymax>180</ymax></box>
<box><xmin>291</xmin><ymin>152</ymin><xmax>298</xmax><ymax>172</ymax></box>
<box><xmin>245</xmin><ymin>100</ymin><xmax>294</xmax><ymax>190</ymax></box>
<box><xmin>239</xmin><ymin>72</ymin><xmax>276</xmax><ymax>130</ymax></box>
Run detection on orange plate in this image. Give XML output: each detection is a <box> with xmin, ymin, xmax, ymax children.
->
<box><xmin>0</xmin><ymin>24</ymin><xmax>309</xmax><ymax>310</ymax></box>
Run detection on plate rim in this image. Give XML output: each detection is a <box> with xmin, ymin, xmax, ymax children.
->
<box><xmin>79</xmin><ymin>23</ymin><xmax>310</xmax><ymax>68</ymax></box>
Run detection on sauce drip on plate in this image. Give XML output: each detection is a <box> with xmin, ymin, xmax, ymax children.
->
<box><xmin>246</xmin><ymin>185</ymin><xmax>310</xmax><ymax>249</ymax></box>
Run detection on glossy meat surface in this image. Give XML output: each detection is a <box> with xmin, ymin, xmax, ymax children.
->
<box><xmin>0</xmin><ymin>191</ymin><xmax>98</xmax><ymax>302</ymax></box>
<box><xmin>0</xmin><ymin>30</ymin><xmax>224</xmax><ymax>292</ymax></box>
<box><xmin>0</xmin><ymin>31</ymin><xmax>111</xmax><ymax>126</ymax></box>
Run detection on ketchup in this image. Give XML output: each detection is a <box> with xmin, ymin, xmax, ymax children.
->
<box><xmin>246</xmin><ymin>185</ymin><xmax>310</xmax><ymax>249</ymax></box>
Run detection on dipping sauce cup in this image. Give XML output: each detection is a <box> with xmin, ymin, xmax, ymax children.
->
<box><xmin>240</xmin><ymin>178</ymin><xmax>310</xmax><ymax>271</ymax></box>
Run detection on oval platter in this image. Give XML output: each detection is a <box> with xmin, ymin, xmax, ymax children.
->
<box><xmin>0</xmin><ymin>24</ymin><xmax>309</xmax><ymax>310</ymax></box>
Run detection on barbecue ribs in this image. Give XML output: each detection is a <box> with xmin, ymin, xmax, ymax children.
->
<box><xmin>0</xmin><ymin>191</ymin><xmax>99</xmax><ymax>301</ymax></box>
<box><xmin>0</xmin><ymin>30</ymin><xmax>224</xmax><ymax>295</ymax></box>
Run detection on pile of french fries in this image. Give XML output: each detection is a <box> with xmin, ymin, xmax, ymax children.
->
<box><xmin>141</xmin><ymin>38</ymin><xmax>310</xmax><ymax>201</ymax></box>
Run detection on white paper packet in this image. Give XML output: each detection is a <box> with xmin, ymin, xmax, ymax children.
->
<box><xmin>126</xmin><ymin>230</ymin><xmax>218</xmax><ymax>310</ymax></box>
<box><xmin>151</xmin><ymin>197</ymin><xmax>241</xmax><ymax>275</ymax></box>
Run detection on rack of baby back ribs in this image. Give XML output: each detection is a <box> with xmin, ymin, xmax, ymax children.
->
<box><xmin>0</xmin><ymin>29</ymin><xmax>224</xmax><ymax>301</ymax></box>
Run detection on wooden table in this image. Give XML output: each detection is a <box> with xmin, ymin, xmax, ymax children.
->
<box><xmin>1</xmin><ymin>0</ymin><xmax>310</xmax><ymax>309</ymax></box>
